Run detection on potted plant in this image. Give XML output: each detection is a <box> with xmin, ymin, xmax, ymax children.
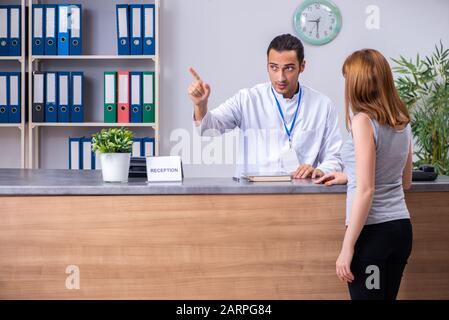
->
<box><xmin>92</xmin><ymin>127</ymin><xmax>134</xmax><ymax>182</ymax></box>
<box><xmin>392</xmin><ymin>41</ymin><xmax>449</xmax><ymax>175</ymax></box>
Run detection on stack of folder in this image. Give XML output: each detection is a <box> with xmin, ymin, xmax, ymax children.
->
<box><xmin>104</xmin><ymin>71</ymin><xmax>155</xmax><ymax>123</ymax></box>
<box><xmin>69</xmin><ymin>137</ymin><xmax>96</xmax><ymax>170</ymax></box>
<box><xmin>69</xmin><ymin>136</ymin><xmax>155</xmax><ymax>170</ymax></box>
<box><xmin>33</xmin><ymin>71</ymin><xmax>84</xmax><ymax>123</ymax></box>
<box><xmin>116</xmin><ymin>4</ymin><xmax>155</xmax><ymax>55</ymax></box>
<box><xmin>0</xmin><ymin>72</ymin><xmax>21</xmax><ymax>123</ymax></box>
<box><xmin>131</xmin><ymin>137</ymin><xmax>156</xmax><ymax>158</ymax></box>
<box><xmin>0</xmin><ymin>5</ymin><xmax>21</xmax><ymax>56</ymax></box>
<box><xmin>32</xmin><ymin>4</ymin><xmax>82</xmax><ymax>55</ymax></box>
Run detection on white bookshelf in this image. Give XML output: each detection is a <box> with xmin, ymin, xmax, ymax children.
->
<box><xmin>32</xmin><ymin>55</ymin><xmax>156</xmax><ymax>61</ymax></box>
<box><xmin>0</xmin><ymin>56</ymin><xmax>23</xmax><ymax>61</ymax></box>
<box><xmin>31</xmin><ymin>122</ymin><xmax>157</xmax><ymax>128</ymax></box>
<box><xmin>0</xmin><ymin>123</ymin><xmax>24</xmax><ymax>128</ymax></box>
<box><xmin>0</xmin><ymin>0</ymin><xmax>26</xmax><ymax>169</ymax></box>
<box><xmin>27</xmin><ymin>0</ymin><xmax>161</xmax><ymax>169</ymax></box>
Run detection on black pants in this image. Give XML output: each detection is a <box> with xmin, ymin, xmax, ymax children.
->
<box><xmin>348</xmin><ymin>218</ymin><xmax>413</xmax><ymax>300</ymax></box>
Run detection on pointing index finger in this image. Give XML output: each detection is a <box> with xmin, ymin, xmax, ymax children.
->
<box><xmin>189</xmin><ymin>67</ymin><xmax>202</xmax><ymax>82</ymax></box>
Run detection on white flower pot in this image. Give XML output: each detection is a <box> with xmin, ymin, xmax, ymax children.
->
<box><xmin>100</xmin><ymin>153</ymin><xmax>131</xmax><ymax>183</ymax></box>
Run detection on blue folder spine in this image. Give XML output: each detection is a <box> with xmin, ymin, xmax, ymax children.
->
<box><xmin>32</xmin><ymin>5</ymin><xmax>45</xmax><ymax>55</ymax></box>
<box><xmin>116</xmin><ymin>4</ymin><xmax>130</xmax><ymax>55</ymax></box>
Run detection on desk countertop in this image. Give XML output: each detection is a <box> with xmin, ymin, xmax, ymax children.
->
<box><xmin>0</xmin><ymin>169</ymin><xmax>448</xmax><ymax>196</ymax></box>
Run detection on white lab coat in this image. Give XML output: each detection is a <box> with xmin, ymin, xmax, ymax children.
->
<box><xmin>194</xmin><ymin>82</ymin><xmax>343</xmax><ymax>177</ymax></box>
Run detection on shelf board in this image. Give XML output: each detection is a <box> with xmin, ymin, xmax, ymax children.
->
<box><xmin>32</xmin><ymin>55</ymin><xmax>156</xmax><ymax>61</ymax></box>
<box><xmin>31</xmin><ymin>122</ymin><xmax>157</xmax><ymax>128</ymax></box>
<box><xmin>0</xmin><ymin>123</ymin><xmax>23</xmax><ymax>128</ymax></box>
<box><xmin>0</xmin><ymin>56</ymin><xmax>22</xmax><ymax>61</ymax></box>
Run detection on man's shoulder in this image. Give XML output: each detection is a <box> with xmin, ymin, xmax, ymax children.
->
<box><xmin>239</xmin><ymin>82</ymin><xmax>271</xmax><ymax>96</ymax></box>
<box><xmin>226</xmin><ymin>83</ymin><xmax>271</xmax><ymax>103</ymax></box>
<box><xmin>302</xmin><ymin>85</ymin><xmax>333</xmax><ymax>105</ymax></box>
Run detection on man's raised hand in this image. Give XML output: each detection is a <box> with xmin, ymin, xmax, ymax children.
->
<box><xmin>188</xmin><ymin>67</ymin><xmax>211</xmax><ymax>108</ymax></box>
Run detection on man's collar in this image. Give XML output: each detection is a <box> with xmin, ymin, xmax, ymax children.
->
<box><xmin>271</xmin><ymin>82</ymin><xmax>301</xmax><ymax>102</ymax></box>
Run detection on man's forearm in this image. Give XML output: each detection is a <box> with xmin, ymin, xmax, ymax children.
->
<box><xmin>317</xmin><ymin>157</ymin><xmax>343</xmax><ymax>174</ymax></box>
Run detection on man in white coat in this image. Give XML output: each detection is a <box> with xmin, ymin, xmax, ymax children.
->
<box><xmin>188</xmin><ymin>34</ymin><xmax>342</xmax><ymax>179</ymax></box>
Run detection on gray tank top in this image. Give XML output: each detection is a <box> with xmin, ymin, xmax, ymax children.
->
<box><xmin>341</xmin><ymin>116</ymin><xmax>411</xmax><ymax>226</ymax></box>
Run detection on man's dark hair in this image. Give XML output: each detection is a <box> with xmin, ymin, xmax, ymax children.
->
<box><xmin>267</xmin><ymin>34</ymin><xmax>304</xmax><ymax>63</ymax></box>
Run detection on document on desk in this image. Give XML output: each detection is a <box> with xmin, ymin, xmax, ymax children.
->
<box><xmin>240</xmin><ymin>171</ymin><xmax>292</xmax><ymax>182</ymax></box>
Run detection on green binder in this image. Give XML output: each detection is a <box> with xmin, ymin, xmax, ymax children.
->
<box><xmin>142</xmin><ymin>71</ymin><xmax>155</xmax><ymax>123</ymax></box>
<box><xmin>104</xmin><ymin>71</ymin><xmax>117</xmax><ymax>123</ymax></box>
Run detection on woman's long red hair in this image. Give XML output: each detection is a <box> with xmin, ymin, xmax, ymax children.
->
<box><xmin>342</xmin><ymin>49</ymin><xmax>410</xmax><ymax>130</ymax></box>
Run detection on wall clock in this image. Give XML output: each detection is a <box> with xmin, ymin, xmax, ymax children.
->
<box><xmin>293</xmin><ymin>0</ymin><xmax>342</xmax><ymax>46</ymax></box>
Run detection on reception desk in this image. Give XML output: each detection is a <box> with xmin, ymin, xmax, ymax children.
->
<box><xmin>0</xmin><ymin>169</ymin><xmax>448</xmax><ymax>299</ymax></box>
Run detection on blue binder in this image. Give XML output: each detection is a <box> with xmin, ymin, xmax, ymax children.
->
<box><xmin>70</xmin><ymin>72</ymin><xmax>84</xmax><ymax>122</ymax></box>
<box><xmin>130</xmin><ymin>71</ymin><xmax>142</xmax><ymax>123</ymax></box>
<box><xmin>0</xmin><ymin>6</ymin><xmax>9</xmax><ymax>56</ymax></box>
<box><xmin>81</xmin><ymin>137</ymin><xmax>95</xmax><ymax>170</ymax></box>
<box><xmin>8</xmin><ymin>5</ymin><xmax>21</xmax><ymax>56</ymax></box>
<box><xmin>68</xmin><ymin>137</ymin><xmax>83</xmax><ymax>170</ymax></box>
<box><xmin>45</xmin><ymin>5</ymin><xmax>57</xmax><ymax>56</ymax></box>
<box><xmin>142</xmin><ymin>137</ymin><xmax>155</xmax><ymax>157</ymax></box>
<box><xmin>69</xmin><ymin>4</ymin><xmax>82</xmax><ymax>55</ymax></box>
<box><xmin>132</xmin><ymin>138</ymin><xmax>143</xmax><ymax>157</ymax></box>
<box><xmin>57</xmin><ymin>72</ymin><xmax>70</xmax><ymax>122</ymax></box>
<box><xmin>8</xmin><ymin>72</ymin><xmax>20</xmax><ymax>123</ymax></box>
<box><xmin>0</xmin><ymin>72</ymin><xmax>9</xmax><ymax>122</ymax></box>
<box><xmin>116</xmin><ymin>4</ymin><xmax>130</xmax><ymax>55</ymax></box>
<box><xmin>45</xmin><ymin>72</ymin><xmax>58</xmax><ymax>122</ymax></box>
<box><xmin>143</xmin><ymin>4</ymin><xmax>155</xmax><ymax>55</ymax></box>
<box><xmin>32</xmin><ymin>5</ymin><xmax>45</xmax><ymax>55</ymax></box>
<box><xmin>57</xmin><ymin>5</ymin><xmax>70</xmax><ymax>55</ymax></box>
<box><xmin>130</xmin><ymin>5</ymin><xmax>143</xmax><ymax>55</ymax></box>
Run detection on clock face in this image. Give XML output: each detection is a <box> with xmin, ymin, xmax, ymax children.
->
<box><xmin>293</xmin><ymin>0</ymin><xmax>342</xmax><ymax>46</ymax></box>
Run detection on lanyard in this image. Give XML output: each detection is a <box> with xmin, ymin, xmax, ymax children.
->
<box><xmin>271</xmin><ymin>86</ymin><xmax>302</xmax><ymax>148</ymax></box>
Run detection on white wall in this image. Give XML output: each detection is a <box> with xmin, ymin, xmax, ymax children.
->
<box><xmin>161</xmin><ymin>0</ymin><xmax>449</xmax><ymax>177</ymax></box>
<box><xmin>1</xmin><ymin>0</ymin><xmax>448</xmax><ymax>176</ymax></box>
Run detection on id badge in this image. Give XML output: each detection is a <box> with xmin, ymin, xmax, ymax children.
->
<box><xmin>281</xmin><ymin>148</ymin><xmax>299</xmax><ymax>172</ymax></box>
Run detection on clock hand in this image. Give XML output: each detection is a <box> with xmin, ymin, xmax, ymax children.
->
<box><xmin>307</xmin><ymin>18</ymin><xmax>319</xmax><ymax>34</ymax></box>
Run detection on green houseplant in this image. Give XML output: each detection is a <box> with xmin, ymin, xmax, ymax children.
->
<box><xmin>392</xmin><ymin>41</ymin><xmax>449</xmax><ymax>175</ymax></box>
<box><xmin>92</xmin><ymin>127</ymin><xmax>134</xmax><ymax>182</ymax></box>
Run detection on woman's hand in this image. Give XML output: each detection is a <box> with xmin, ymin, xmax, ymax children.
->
<box><xmin>314</xmin><ymin>172</ymin><xmax>348</xmax><ymax>186</ymax></box>
<box><xmin>336</xmin><ymin>247</ymin><xmax>355</xmax><ymax>284</ymax></box>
